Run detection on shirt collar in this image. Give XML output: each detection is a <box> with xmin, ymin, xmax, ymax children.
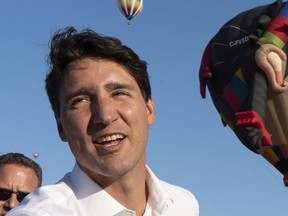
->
<box><xmin>69</xmin><ymin>163</ymin><xmax>132</xmax><ymax>215</ymax></box>
<box><xmin>145</xmin><ymin>166</ymin><xmax>174</xmax><ymax>214</ymax></box>
<box><xmin>69</xmin><ymin>163</ymin><xmax>173</xmax><ymax>215</ymax></box>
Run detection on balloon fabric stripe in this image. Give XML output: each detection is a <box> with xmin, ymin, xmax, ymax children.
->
<box><xmin>261</xmin><ymin>148</ymin><xmax>278</xmax><ymax>165</ymax></box>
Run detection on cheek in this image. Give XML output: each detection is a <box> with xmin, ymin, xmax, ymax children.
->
<box><xmin>124</xmin><ymin>104</ymin><xmax>149</xmax><ymax>125</ymax></box>
<box><xmin>125</xmin><ymin>104</ymin><xmax>150</xmax><ymax>138</ymax></box>
<box><xmin>62</xmin><ymin>112</ymin><xmax>91</xmax><ymax>136</ymax></box>
<box><xmin>61</xmin><ymin>113</ymin><xmax>94</xmax><ymax>156</ymax></box>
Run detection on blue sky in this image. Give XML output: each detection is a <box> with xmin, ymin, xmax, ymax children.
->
<box><xmin>1</xmin><ymin>1</ymin><xmax>288</xmax><ymax>215</ymax></box>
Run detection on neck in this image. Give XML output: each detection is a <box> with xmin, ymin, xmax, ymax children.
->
<box><xmin>104</xmin><ymin>166</ymin><xmax>149</xmax><ymax>215</ymax></box>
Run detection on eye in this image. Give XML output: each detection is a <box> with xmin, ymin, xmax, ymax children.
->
<box><xmin>112</xmin><ymin>90</ymin><xmax>130</xmax><ymax>98</ymax></box>
<box><xmin>70</xmin><ymin>96</ymin><xmax>91</xmax><ymax>110</ymax></box>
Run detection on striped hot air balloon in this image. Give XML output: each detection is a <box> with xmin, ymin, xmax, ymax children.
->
<box><xmin>117</xmin><ymin>0</ymin><xmax>143</xmax><ymax>24</ymax></box>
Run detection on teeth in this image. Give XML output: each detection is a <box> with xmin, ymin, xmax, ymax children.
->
<box><xmin>97</xmin><ymin>134</ymin><xmax>124</xmax><ymax>143</ymax></box>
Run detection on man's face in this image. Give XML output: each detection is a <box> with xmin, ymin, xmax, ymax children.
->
<box><xmin>56</xmin><ymin>58</ymin><xmax>155</xmax><ymax>185</ymax></box>
<box><xmin>0</xmin><ymin>164</ymin><xmax>39</xmax><ymax>216</ymax></box>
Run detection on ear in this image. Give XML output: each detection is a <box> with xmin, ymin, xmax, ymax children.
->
<box><xmin>55</xmin><ymin>114</ymin><xmax>67</xmax><ymax>142</ymax></box>
<box><xmin>146</xmin><ymin>97</ymin><xmax>156</xmax><ymax>125</ymax></box>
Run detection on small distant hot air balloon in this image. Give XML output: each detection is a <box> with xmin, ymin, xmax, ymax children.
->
<box><xmin>33</xmin><ymin>153</ymin><xmax>39</xmax><ymax>159</ymax></box>
<box><xmin>117</xmin><ymin>0</ymin><xmax>143</xmax><ymax>25</ymax></box>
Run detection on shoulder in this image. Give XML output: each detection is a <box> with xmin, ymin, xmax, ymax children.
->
<box><xmin>32</xmin><ymin>180</ymin><xmax>74</xmax><ymax>201</ymax></box>
<box><xmin>146</xmin><ymin>165</ymin><xmax>199</xmax><ymax>213</ymax></box>
<box><xmin>160</xmin><ymin>180</ymin><xmax>198</xmax><ymax>202</ymax></box>
<box><xmin>158</xmin><ymin>180</ymin><xmax>199</xmax><ymax>215</ymax></box>
<box><xmin>7</xmin><ymin>176</ymin><xmax>77</xmax><ymax>216</ymax></box>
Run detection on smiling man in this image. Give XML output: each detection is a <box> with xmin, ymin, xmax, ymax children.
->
<box><xmin>0</xmin><ymin>153</ymin><xmax>42</xmax><ymax>216</ymax></box>
<box><xmin>7</xmin><ymin>27</ymin><xmax>199</xmax><ymax>216</ymax></box>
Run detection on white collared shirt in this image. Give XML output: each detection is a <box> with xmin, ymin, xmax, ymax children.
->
<box><xmin>7</xmin><ymin>164</ymin><xmax>199</xmax><ymax>216</ymax></box>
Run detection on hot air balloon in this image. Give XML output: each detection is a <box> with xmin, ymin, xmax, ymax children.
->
<box><xmin>117</xmin><ymin>0</ymin><xmax>143</xmax><ymax>24</ymax></box>
<box><xmin>33</xmin><ymin>153</ymin><xmax>39</xmax><ymax>159</ymax></box>
<box><xmin>199</xmin><ymin>0</ymin><xmax>288</xmax><ymax>186</ymax></box>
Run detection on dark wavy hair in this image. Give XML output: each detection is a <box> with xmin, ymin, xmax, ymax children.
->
<box><xmin>0</xmin><ymin>153</ymin><xmax>42</xmax><ymax>187</ymax></box>
<box><xmin>45</xmin><ymin>27</ymin><xmax>151</xmax><ymax>116</ymax></box>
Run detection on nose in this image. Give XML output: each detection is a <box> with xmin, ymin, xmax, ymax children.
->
<box><xmin>91</xmin><ymin>97</ymin><xmax>118</xmax><ymax>127</ymax></box>
<box><xmin>3</xmin><ymin>194</ymin><xmax>19</xmax><ymax>211</ymax></box>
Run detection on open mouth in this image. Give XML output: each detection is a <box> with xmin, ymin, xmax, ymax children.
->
<box><xmin>96</xmin><ymin>134</ymin><xmax>125</xmax><ymax>144</ymax></box>
<box><xmin>94</xmin><ymin>133</ymin><xmax>125</xmax><ymax>153</ymax></box>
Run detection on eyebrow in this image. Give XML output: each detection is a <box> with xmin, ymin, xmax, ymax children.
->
<box><xmin>0</xmin><ymin>188</ymin><xmax>30</xmax><ymax>194</ymax></box>
<box><xmin>104</xmin><ymin>82</ymin><xmax>135</xmax><ymax>92</ymax></box>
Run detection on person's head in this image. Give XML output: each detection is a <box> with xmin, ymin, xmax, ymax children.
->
<box><xmin>45</xmin><ymin>27</ymin><xmax>155</xmax><ymax>185</ymax></box>
<box><xmin>0</xmin><ymin>153</ymin><xmax>42</xmax><ymax>215</ymax></box>
<box><xmin>46</xmin><ymin>27</ymin><xmax>152</xmax><ymax>117</ymax></box>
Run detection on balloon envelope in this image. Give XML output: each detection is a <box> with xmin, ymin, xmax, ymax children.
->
<box><xmin>117</xmin><ymin>0</ymin><xmax>143</xmax><ymax>24</ymax></box>
<box><xmin>199</xmin><ymin>0</ymin><xmax>288</xmax><ymax>186</ymax></box>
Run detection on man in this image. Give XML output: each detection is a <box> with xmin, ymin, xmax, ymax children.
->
<box><xmin>8</xmin><ymin>27</ymin><xmax>199</xmax><ymax>216</ymax></box>
<box><xmin>0</xmin><ymin>153</ymin><xmax>42</xmax><ymax>216</ymax></box>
